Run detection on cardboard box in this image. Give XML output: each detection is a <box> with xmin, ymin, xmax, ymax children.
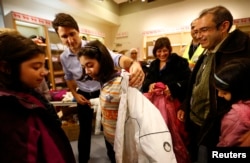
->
<box><xmin>61</xmin><ymin>122</ymin><xmax>79</xmax><ymax>141</ymax></box>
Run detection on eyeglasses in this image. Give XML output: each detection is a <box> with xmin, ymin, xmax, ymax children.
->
<box><xmin>195</xmin><ymin>22</ymin><xmax>224</xmax><ymax>35</ymax></box>
<box><xmin>194</xmin><ymin>26</ymin><xmax>217</xmax><ymax>35</ymax></box>
<box><xmin>131</xmin><ymin>52</ymin><xmax>137</xmax><ymax>54</ymax></box>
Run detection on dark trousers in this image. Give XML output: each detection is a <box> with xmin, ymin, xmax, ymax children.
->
<box><xmin>188</xmin><ymin>120</ymin><xmax>201</xmax><ymax>162</ymax></box>
<box><xmin>104</xmin><ymin>138</ymin><xmax>116</xmax><ymax>163</ymax></box>
<box><xmin>77</xmin><ymin>89</ymin><xmax>100</xmax><ymax>163</ymax></box>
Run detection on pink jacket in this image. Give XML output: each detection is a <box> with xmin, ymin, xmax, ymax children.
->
<box><xmin>217</xmin><ymin>100</ymin><xmax>250</xmax><ymax>147</ymax></box>
<box><xmin>144</xmin><ymin>82</ymin><xmax>190</xmax><ymax>163</ymax></box>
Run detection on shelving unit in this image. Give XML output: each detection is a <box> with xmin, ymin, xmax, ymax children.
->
<box><xmin>48</xmin><ymin>29</ymin><xmax>67</xmax><ymax>90</ymax></box>
<box><xmin>79</xmin><ymin>33</ymin><xmax>105</xmax><ymax>43</ymax></box>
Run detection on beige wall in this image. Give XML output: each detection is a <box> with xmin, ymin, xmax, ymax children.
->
<box><xmin>116</xmin><ymin>0</ymin><xmax>250</xmax><ymax>59</ymax></box>
<box><xmin>2</xmin><ymin>0</ymin><xmax>250</xmax><ymax>58</ymax></box>
<box><xmin>2</xmin><ymin>0</ymin><xmax>120</xmax><ymax>48</ymax></box>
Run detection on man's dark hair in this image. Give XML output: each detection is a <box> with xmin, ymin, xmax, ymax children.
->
<box><xmin>199</xmin><ymin>6</ymin><xmax>233</xmax><ymax>32</ymax></box>
<box><xmin>52</xmin><ymin>13</ymin><xmax>79</xmax><ymax>34</ymax></box>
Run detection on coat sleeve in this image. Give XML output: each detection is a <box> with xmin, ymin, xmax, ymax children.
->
<box><xmin>167</xmin><ymin>58</ymin><xmax>191</xmax><ymax>102</ymax></box>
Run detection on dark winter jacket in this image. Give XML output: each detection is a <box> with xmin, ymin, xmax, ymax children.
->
<box><xmin>0</xmin><ymin>89</ymin><xmax>76</xmax><ymax>163</ymax></box>
<box><xmin>142</xmin><ymin>53</ymin><xmax>191</xmax><ymax>102</ymax></box>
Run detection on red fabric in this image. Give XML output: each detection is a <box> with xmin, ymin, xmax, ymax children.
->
<box><xmin>144</xmin><ymin>82</ymin><xmax>190</xmax><ymax>163</ymax></box>
<box><xmin>50</xmin><ymin>89</ymin><xmax>67</xmax><ymax>101</ymax></box>
<box><xmin>27</xmin><ymin>117</ymin><xmax>66</xmax><ymax>163</ymax></box>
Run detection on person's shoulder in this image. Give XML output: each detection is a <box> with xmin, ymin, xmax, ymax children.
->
<box><xmin>0</xmin><ymin>90</ymin><xmax>16</xmax><ymax>98</ymax></box>
<box><xmin>232</xmin><ymin>100</ymin><xmax>250</xmax><ymax>110</ymax></box>
<box><xmin>229</xmin><ymin>100</ymin><xmax>250</xmax><ymax>118</ymax></box>
<box><xmin>228</xmin><ymin>29</ymin><xmax>250</xmax><ymax>40</ymax></box>
<box><xmin>0</xmin><ymin>91</ymin><xmax>23</xmax><ymax>110</ymax></box>
<box><xmin>170</xmin><ymin>53</ymin><xmax>189</xmax><ymax>63</ymax></box>
<box><xmin>148</xmin><ymin>59</ymin><xmax>159</xmax><ymax>67</ymax></box>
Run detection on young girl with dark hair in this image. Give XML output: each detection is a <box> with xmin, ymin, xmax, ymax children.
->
<box><xmin>78</xmin><ymin>40</ymin><xmax>177</xmax><ymax>163</ymax></box>
<box><xmin>78</xmin><ymin>40</ymin><xmax>120</xmax><ymax>163</ymax></box>
<box><xmin>214</xmin><ymin>58</ymin><xmax>250</xmax><ymax>147</ymax></box>
<box><xmin>0</xmin><ymin>31</ymin><xmax>76</xmax><ymax>163</ymax></box>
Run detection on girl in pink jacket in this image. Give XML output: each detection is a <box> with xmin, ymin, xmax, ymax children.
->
<box><xmin>214</xmin><ymin>58</ymin><xmax>250</xmax><ymax>147</ymax></box>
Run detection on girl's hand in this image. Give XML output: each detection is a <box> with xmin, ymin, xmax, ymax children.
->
<box><xmin>164</xmin><ymin>85</ymin><xmax>171</xmax><ymax>96</ymax></box>
<box><xmin>148</xmin><ymin>83</ymin><xmax>156</xmax><ymax>92</ymax></box>
<box><xmin>177</xmin><ymin>109</ymin><xmax>185</xmax><ymax>122</ymax></box>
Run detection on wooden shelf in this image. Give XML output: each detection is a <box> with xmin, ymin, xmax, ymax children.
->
<box><xmin>48</xmin><ymin>30</ymin><xmax>67</xmax><ymax>90</ymax></box>
<box><xmin>54</xmin><ymin>70</ymin><xmax>64</xmax><ymax>76</ymax></box>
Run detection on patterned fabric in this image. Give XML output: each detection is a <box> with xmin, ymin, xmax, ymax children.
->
<box><xmin>100</xmin><ymin>76</ymin><xmax>122</xmax><ymax>145</ymax></box>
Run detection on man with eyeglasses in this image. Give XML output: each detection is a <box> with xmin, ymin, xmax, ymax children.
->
<box><xmin>177</xmin><ymin>5</ymin><xmax>250</xmax><ymax>162</ymax></box>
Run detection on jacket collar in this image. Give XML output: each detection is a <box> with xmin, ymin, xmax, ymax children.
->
<box><xmin>218</xmin><ymin>29</ymin><xmax>249</xmax><ymax>54</ymax></box>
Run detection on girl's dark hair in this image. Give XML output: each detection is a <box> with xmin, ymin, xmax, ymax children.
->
<box><xmin>152</xmin><ymin>37</ymin><xmax>172</xmax><ymax>57</ymax></box>
<box><xmin>77</xmin><ymin>40</ymin><xmax>115</xmax><ymax>83</ymax></box>
<box><xmin>0</xmin><ymin>33</ymin><xmax>45</xmax><ymax>90</ymax></box>
<box><xmin>214</xmin><ymin>58</ymin><xmax>250</xmax><ymax>103</ymax></box>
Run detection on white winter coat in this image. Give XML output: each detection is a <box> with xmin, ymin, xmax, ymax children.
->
<box><xmin>114</xmin><ymin>71</ymin><xmax>177</xmax><ymax>163</ymax></box>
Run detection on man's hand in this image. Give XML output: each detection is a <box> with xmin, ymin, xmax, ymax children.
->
<box><xmin>129</xmin><ymin>61</ymin><xmax>145</xmax><ymax>87</ymax></box>
<box><xmin>74</xmin><ymin>93</ymin><xmax>91</xmax><ymax>106</ymax></box>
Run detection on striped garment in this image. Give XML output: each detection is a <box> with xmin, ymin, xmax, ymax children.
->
<box><xmin>100</xmin><ymin>76</ymin><xmax>122</xmax><ymax>145</ymax></box>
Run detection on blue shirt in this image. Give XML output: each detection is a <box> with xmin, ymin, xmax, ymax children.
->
<box><xmin>60</xmin><ymin>40</ymin><xmax>121</xmax><ymax>92</ymax></box>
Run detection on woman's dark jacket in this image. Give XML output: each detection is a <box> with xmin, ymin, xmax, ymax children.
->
<box><xmin>182</xmin><ymin>29</ymin><xmax>250</xmax><ymax>148</ymax></box>
<box><xmin>0</xmin><ymin>89</ymin><xmax>76</xmax><ymax>163</ymax></box>
<box><xmin>142</xmin><ymin>53</ymin><xmax>191</xmax><ymax>102</ymax></box>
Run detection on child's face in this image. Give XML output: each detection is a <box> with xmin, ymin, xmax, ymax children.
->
<box><xmin>217</xmin><ymin>88</ymin><xmax>232</xmax><ymax>101</ymax></box>
<box><xmin>20</xmin><ymin>54</ymin><xmax>48</xmax><ymax>89</ymax></box>
<box><xmin>79</xmin><ymin>56</ymin><xmax>100</xmax><ymax>80</ymax></box>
